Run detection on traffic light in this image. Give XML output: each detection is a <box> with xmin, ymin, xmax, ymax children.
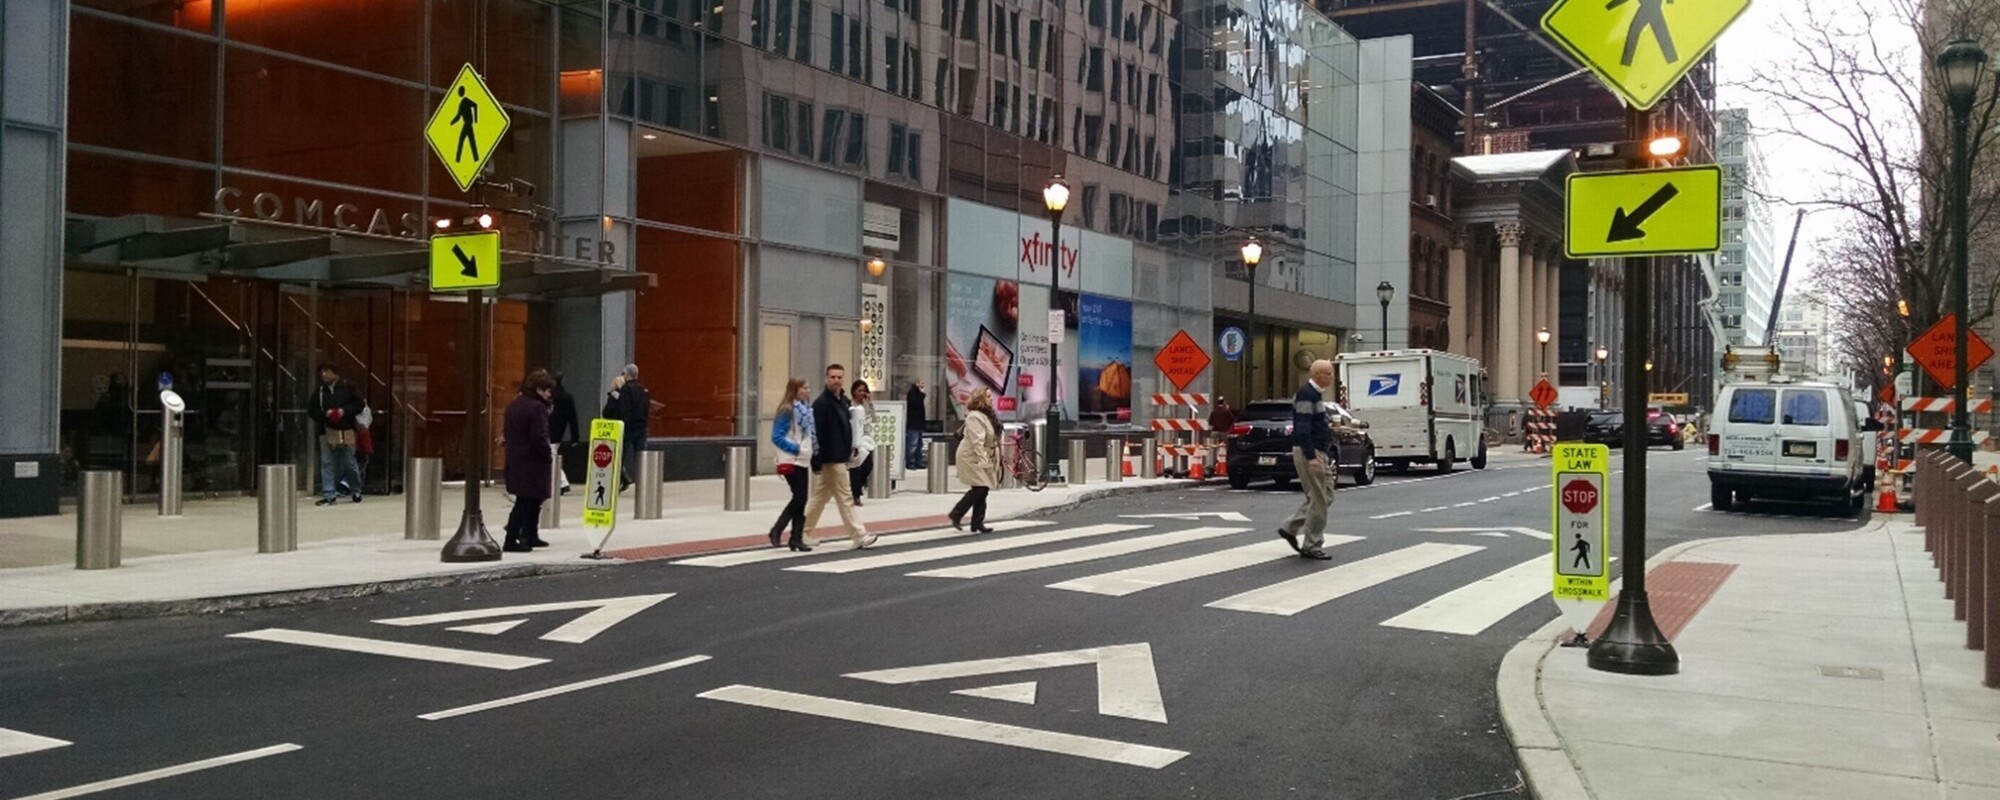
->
<box><xmin>1576</xmin><ymin>133</ymin><xmax>1687</xmax><ymax>170</ymax></box>
<box><xmin>432</xmin><ymin>207</ymin><xmax>497</xmax><ymax>232</ymax></box>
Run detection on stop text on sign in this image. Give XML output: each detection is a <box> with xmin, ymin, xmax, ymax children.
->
<box><xmin>1561</xmin><ymin>480</ymin><xmax>1599</xmax><ymax>515</ymax></box>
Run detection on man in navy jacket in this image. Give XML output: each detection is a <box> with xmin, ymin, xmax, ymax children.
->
<box><xmin>1276</xmin><ymin>359</ymin><xmax>1337</xmax><ymax>560</ymax></box>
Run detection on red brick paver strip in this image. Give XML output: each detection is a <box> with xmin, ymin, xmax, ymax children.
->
<box><xmin>603</xmin><ymin>514</ymin><xmax>954</xmax><ymax>561</ymax></box>
<box><xmin>1587</xmin><ymin>561</ymin><xmax>1738</xmax><ymax>640</ymax></box>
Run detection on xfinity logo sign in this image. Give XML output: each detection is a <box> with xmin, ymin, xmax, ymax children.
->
<box><xmin>1368</xmin><ymin>375</ymin><xmax>1401</xmax><ymax>397</ymax></box>
<box><xmin>1019</xmin><ymin>231</ymin><xmax>1080</xmax><ymax>279</ymax></box>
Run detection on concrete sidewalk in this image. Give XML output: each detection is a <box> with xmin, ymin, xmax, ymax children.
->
<box><xmin>1499</xmin><ymin>519</ymin><xmax>2000</xmax><ymax>799</ymax></box>
<box><xmin>0</xmin><ymin>458</ymin><xmax>1180</xmax><ymax>624</ymax></box>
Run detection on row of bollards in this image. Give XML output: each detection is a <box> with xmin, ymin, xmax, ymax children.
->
<box><xmin>1912</xmin><ymin>452</ymin><xmax>2000</xmax><ymax>688</ymax></box>
<box><xmin>76</xmin><ymin>462</ymin><xmax>302</xmax><ymax>570</ymax></box>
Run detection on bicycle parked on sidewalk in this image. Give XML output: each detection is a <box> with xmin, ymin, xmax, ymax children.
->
<box><xmin>1003</xmin><ymin>427</ymin><xmax>1048</xmax><ymax>492</ymax></box>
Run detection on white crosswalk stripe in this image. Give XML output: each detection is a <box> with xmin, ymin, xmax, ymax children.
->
<box><xmin>908</xmin><ymin>527</ymin><xmax>1249</xmax><ymax>579</ymax></box>
<box><xmin>1046</xmin><ymin>536</ymin><xmax>1363</xmax><ymax>597</ymax></box>
<box><xmin>785</xmin><ymin>524</ymin><xmax>1150</xmax><ymax>575</ymax></box>
<box><xmin>671</xmin><ymin>521</ymin><xmax>1052</xmax><ymax>567</ymax></box>
<box><xmin>1378</xmin><ymin>557</ymin><xmax>1550</xmax><ymax>635</ymax></box>
<box><xmin>1204</xmin><ymin>543</ymin><xmax>1485</xmax><ymax>616</ymax></box>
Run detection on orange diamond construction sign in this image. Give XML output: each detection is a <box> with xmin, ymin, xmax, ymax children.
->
<box><xmin>1153</xmin><ymin>330</ymin><xmax>1210</xmax><ymax>392</ymax></box>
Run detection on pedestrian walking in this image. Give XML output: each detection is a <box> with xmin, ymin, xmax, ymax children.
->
<box><xmin>305</xmin><ymin>363</ymin><xmax>365</xmax><ymax>506</ymax></box>
<box><xmin>905</xmin><ymin>378</ymin><xmax>929</xmax><ymax>470</ymax></box>
<box><xmin>768</xmin><ymin>378</ymin><xmax>815</xmax><ymax>551</ymax></box>
<box><xmin>848</xmin><ymin>380</ymin><xmax>879</xmax><ymax>506</ymax></box>
<box><xmin>948</xmin><ymin>388</ymin><xmax>1000</xmax><ymax>532</ymax></box>
<box><xmin>803</xmin><ymin>363</ymin><xmax>877</xmax><ymax>549</ymax></box>
<box><xmin>1207</xmin><ymin>397</ymin><xmax>1236</xmax><ymax>446</ymax></box>
<box><xmin>550</xmin><ymin>371</ymin><xmax>580</xmax><ymax>494</ymax></box>
<box><xmin>604</xmin><ymin>364</ymin><xmax>650</xmax><ymax>490</ymax></box>
<box><xmin>1276</xmin><ymin>360</ymin><xmax>1337</xmax><ymax>560</ymax></box>
<box><xmin>503</xmin><ymin>370</ymin><xmax>557</xmax><ymax>552</ymax></box>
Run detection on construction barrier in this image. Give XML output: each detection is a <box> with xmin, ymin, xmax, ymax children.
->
<box><xmin>1523</xmin><ymin>408</ymin><xmax>1555</xmax><ymax>454</ymax></box>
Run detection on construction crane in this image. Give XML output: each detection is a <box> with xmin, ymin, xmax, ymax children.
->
<box><xmin>1762</xmin><ymin>209</ymin><xmax>1807</xmax><ymax>346</ymax></box>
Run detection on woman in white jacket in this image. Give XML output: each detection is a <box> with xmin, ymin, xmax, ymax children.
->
<box><xmin>768</xmin><ymin>378</ymin><xmax>815</xmax><ymax>551</ymax></box>
<box><xmin>848</xmin><ymin>380</ymin><xmax>879</xmax><ymax>506</ymax></box>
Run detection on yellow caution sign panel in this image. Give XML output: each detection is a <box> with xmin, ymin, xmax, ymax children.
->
<box><xmin>1551</xmin><ymin>443</ymin><xmax>1611</xmax><ymax>602</ymax></box>
<box><xmin>1541</xmin><ymin>0</ymin><xmax>1750</xmax><ymax>111</ymax></box>
<box><xmin>583</xmin><ymin>419</ymin><xmax>626</xmax><ymax>531</ymax></box>
<box><xmin>1565</xmin><ymin>166</ymin><xmax>1721</xmax><ymax>259</ymax></box>
<box><xmin>429</xmin><ymin>231</ymin><xmax>501</xmax><ymax>291</ymax></box>
<box><xmin>425</xmin><ymin>64</ymin><xmax>512</xmax><ymax>192</ymax></box>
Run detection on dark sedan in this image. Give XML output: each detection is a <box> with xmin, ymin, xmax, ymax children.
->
<box><xmin>1224</xmin><ymin>400</ymin><xmax>1376</xmax><ymax>489</ymax></box>
<box><xmin>1581</xmin><ymin>410</ymin><xmax>1683</xmax><ymax>449</ymax></box>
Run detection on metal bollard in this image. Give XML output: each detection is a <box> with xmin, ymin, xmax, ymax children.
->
<box><xmin>1960</xmin><ymin>479</ymin><xmax>1998</xmax><ymax>624</ymax></box>
<box><xmin>1948</xmin><ymin>466</ymin><xmax>1977</xmax><ymax>600</ymax></box>
<box><xmin>405</xmin><ymin>457</ymin><xmax>443</xmax><ymax>540</ymax></box>
<box><xmin>257</xmin><ymin>464</ymin><xmax>297</xmax><ymax>553</ymax></box>
<box><xmin>999</xmin><ymin>429</ymin><xmax>1020</xmax><ymax>489</ymax></box>
<box><xmin>1971</xmin><ymin>490</ymin><xmax>1998</xmax><ymax>651</ymax></box>
<box><xmin>1984</xmin><ymin>495</ymin><xmax>2000</xmax><ymax>687</ymax></box>
<box><xmin>1140</xmin><ymin>439</ymin><xmax>1159</xmax><ymax>479</ymax></box>
<box><xmin>928</xmin><ymin>440</ymin><xmax>951</xmax><ymax>494</ymax></box>
<box><xmin>159</xmin><ymin>406</ymin><xmax>184</xmax><ymax>517</ymax></box>
<box><xmin>1105</xmin><ymin>439</ymin><xmax>1124</xmax><ymax>483</ymax></box>
<box><xmin>868</xmin><ymin>449</ymin><xmax>892</xmax><ymax>500</ymax></box>
<box><xmin>541</xmin><ymin>451</ymin><xmax>563</xmax><ymax>530</ymax></box>
<box><xmin>1031</xmin><ymin>420</ymin><xmax>1050</xmax><ymax>479</ymax></box>
<box><xmin>724</xmin><ymin>445</ymin><xmax>752</xmax><ymax>511</ymax></box>
<box><xmin>635</xmin><ymin>450</ymin><xmax>664</xmax><ymax>519</ymax></box>
<box><xmin>76</xmin><ymin>470</ymin><xmax>122</xmax><ymax>570</ymax></box>
<box><xmin>1068</xmin><ymin>439</ymin><xmax>1087</xmax><ymax>486</ymax></box>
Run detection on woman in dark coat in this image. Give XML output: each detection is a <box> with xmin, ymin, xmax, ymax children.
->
<box><xmin>503</xmin><ymin>369</ymin><xmax>557</xmax><ymax>553</ymax></box>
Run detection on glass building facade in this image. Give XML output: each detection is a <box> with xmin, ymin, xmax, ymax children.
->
<box><xmin>0</xmin><ymin>0</ymin><xmax>1370</xmax><ymax>517</ymax></box>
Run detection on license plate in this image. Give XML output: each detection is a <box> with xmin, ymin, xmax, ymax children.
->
<box><xmin>1784</xmin><ymin>441</ymin><xmax>1816</xmax><ymax>458</ymax></box>
<box><xmin>1258</xmin><ymin>456</ymin><xmax>1278</xmax><ymax>466</ymax></box>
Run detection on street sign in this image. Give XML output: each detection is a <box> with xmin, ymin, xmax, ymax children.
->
<box><xmin>1648</xmin><ymin>392</ymin><xmax>1689</xmax><ymax>405</ymax></box>
<box><xmin>1879</xmin><ymin>383</ymin><xmax>1897</xmax><ymax>405</ymax></box>
<box><xmin>1530</xmin><ymin>378</ymin><xmax>1559</xmax><ymax>409</ymax></box>
<box><xmin>1218</xmin><ymin>327</ymin><xmax>1246</xmax><ymax>362</ymax></box>
<box><xmin>1551</xmin><ymin>443</ymin><xmax>1611</xmax><ymax>602</ymax></box>
<box><xmin>1541</xmin><ymin>0</ymin><xmax>1751</xmax><ymax>111</ymax></box>
<box><xmin>429</xmin><ymin>230</ymin><xmax>501</xmax><ymax>291</ymax></box>
<box><xmin>1049</xmin><ymin>309</ymin><xmax>1066</xmax><ymax>345</ymax></box>
<box><xmin>1154</xmin><ymin>330</ymin><xmax>1211</xmax><ymax>392</ymax></box>
<box><xmin>582</xmin><ymin>419</ymin><xmax>625</xmax><ymax>532</ymax></box>
<box><xmin>1565</xmin><ymin>166</ymin><xmax>1722</xmax><ymax>258</ymax></box>
<box><xmin>425</xmin><ymin>64</ymin><xmax>512</xmax><ymax>192</ymax></box>
<box><xmin>1906</xmin><ymin>313</ymin><xmax>1995</xmax><ymax>391</ymax></box>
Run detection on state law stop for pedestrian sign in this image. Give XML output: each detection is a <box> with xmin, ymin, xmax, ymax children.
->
<box><xmin>1551</xmin><ymin>443</ymin><xmax>1611</xmax><ymax>602</ymax></box>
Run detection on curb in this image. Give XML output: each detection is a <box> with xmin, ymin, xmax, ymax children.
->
<box><xmin>1493</xmin><ymin>534</ymin><xmax>1737</xmax><ymax>800</ymax></box>
<box><xmin>0</xmin><ymin>480</ymin><xmax>1191</xmax><ymax>628</ymax></box>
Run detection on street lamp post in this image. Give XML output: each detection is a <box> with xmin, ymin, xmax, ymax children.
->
<box><xmin>1042</xmin><ymin>176</ymin><xmax>1070</xmax><ymax>481</ymax></box>
<box><xmin>1376</xmin><ymin>281</ymin><xmax>1395</xmax><ymax>351</ymax></box>
<box><xmin>1939</xmin><ymin>38</ymin><xmax>1988</xmax><ymax>464</ymax></box>
<box><xmin>1595</xmin><ymin>344</ymin><xmax>1610</xmax><ymax>407</ymax></box>
<box><xmin>1536</xmin><ymin>326</ymin><xmax>1552</xmax><ymax>379</ymax></box>
<box><xmin>1241</xmin><ymin>239</ymin><xmax>1263</xmax><ymax>403</ymax></box>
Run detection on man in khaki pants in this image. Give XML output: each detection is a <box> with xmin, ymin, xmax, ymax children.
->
<box><xmin>1276</xmin><ymin>360</ymin><xmax>1336</xmax><ymax>560</ymax></box>
<box><xmin>804</xmin><ymin>363</ymin><xmax>878</xmax><ymax>549</ymax></box>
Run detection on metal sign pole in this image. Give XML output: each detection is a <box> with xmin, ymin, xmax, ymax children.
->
<box><xmin>443</xmin><ymin>289</ymin><xmax>502</xmax><ymax>562</ymax></box>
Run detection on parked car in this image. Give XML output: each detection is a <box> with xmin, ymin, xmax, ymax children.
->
<box><xmin>1580</xmin><ymin>409</ymin><xmax>1683</xmax><ymax>449</ymax></box>
<box><xmin>1708</xmin><ymin>381</ymin><xmax>1879</xmax><ymax>513</ymax></box>
<box><xmin>1223</xmin><ymin>400</ymin><xmax>1376</xmax><ymax>489</ymax></box>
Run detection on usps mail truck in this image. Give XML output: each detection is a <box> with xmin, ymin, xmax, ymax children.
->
<box><xmin>1334</xmin><ymin>349</ymin><xmax>1487</xmax><ymax>472</ymax></box>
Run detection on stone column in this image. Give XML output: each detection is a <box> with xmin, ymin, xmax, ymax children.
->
<box><xmin>1525</xmin><ymin>237</ymin><xmax>1544</xmax><ymax>393</ymax></box>
<box><xmin>1447</xmin><ymin>224</ymin><xmax>1469</xmax><ymax>356</ymax></box>
<box><xmin>0</xmin><ymin>0</ymin><xmax>68</xmax><ymax>519</ymax></box>
<box><xmin>1545</xmin><ymin>244</ymin><xmax>1562</xmax><ymax>377</ymax></box>
<box><xmin>1495</xmin><ymin>220</ymin><xmax>1524</xmax><ymax>403</ymax></box>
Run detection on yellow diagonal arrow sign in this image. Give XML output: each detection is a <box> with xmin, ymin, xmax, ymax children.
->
<box><xmin>1564</xmin><ymin>166</ymin><xmax>1721</xmax><ymax>259</ymax></box>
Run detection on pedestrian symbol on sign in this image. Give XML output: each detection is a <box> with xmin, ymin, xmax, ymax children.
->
<box><xmin>1569</xmin><ymin>533</ymin><xmax>1594</xmax><ymax>572</ymax></box>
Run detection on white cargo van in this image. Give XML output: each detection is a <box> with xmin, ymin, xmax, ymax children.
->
<box><xmin>1708</xmin><ymin>380</ymin><xmax>1882</xmax><ymax>513</ymax></box>
<box><xmin>1335</xmin><ymin>349</ymin><xmax>1487</xmax><ymax>472</ymax></box>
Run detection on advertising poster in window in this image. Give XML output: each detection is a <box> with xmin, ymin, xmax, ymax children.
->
<box><xmin>1078</xmin><ymin>295</ymin><xmax>1134</xmax><ymax>423</ymax></box>
<box><xmin>945</xmin><ymin>274</ymin><xmax>1023</xmax><ymax>416</ymax></box>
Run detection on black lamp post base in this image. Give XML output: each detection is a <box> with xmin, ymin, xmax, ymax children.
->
<box><xmin>441</xmin><ymin>509</ymin><xmax>503</xmax><ymax>562</ymax></box>
<box><xmin>1587</xmin><ymin>590</ymin><xmax>1680</xmax><ymax>675</ymax></box>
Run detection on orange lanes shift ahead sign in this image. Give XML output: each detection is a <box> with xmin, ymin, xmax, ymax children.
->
<box><xmin>1906</xmin><ymin>313</ymin><xmax>1995</xmax><ymax>391</ymax></box>
<box><xmin>1153</xmin><ymin>330</ymin><xmax>1210</xmax><ymax>392</ymax></box>
<box><xmin>1530</xmin><ymin>379</ymin><xmax>1559</xmax><ymax>410</ymax></box>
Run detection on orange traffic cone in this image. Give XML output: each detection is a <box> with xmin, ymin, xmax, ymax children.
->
<box><xmin>1216</xmin><ymin>457</ymin><xmax>1228</xmax><ymax>477</ymax></box>
<box><xmin>1876</xmin><ymin>486</ymin><xmax>1899</xmax><ymax>513</ymax></box>
<box><xmin>1189</xmin><ymin>459</ymin><xmax>1206</xmax><ymax>481</ymax></box>
<box><xmin>1122</xmin><ymin>453</ymin><xmax>1135</xmax><ymax>477</ymax></box>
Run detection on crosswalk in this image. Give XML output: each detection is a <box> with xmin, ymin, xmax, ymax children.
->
<box><xmin>671</xmin><ymin>521</ymin><xmax>1559</xmax><ymax>636</ymax></box>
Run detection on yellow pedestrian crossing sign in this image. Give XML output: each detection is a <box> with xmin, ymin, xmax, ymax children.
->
<box><xmin>1564</xmin><ymin>166</ymin><xmax>1722</xmax><ymax>259</ymax></box>
<box><xmin>1541</xmin><ymin>0</ymin><xmax>1751</xmax><ymax>111</ymax></box>
<box><xmin>425</xmin><ymin>64</ymin><xmax>511</xmax><ymax>192</ymax></box>
<box><xmin>1551</xmin><ymin>443</ymin><xmax>1610</xmax><ymax>602</ymax></box>
<box><xmin>429</xmin><ymin>231</ymin><xmax>501</xmax><ymax>291</ymax></box>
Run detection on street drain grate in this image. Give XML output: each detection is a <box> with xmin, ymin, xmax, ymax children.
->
<box><xmin>1818</xmin><ymin>665</ymin><xmax>1885</xmax><ymax>680</ymax></box>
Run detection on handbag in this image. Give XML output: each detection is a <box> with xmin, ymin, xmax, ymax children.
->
<box><xmin>324</xmin><ymin>429</ymin><xmax>355</xmax><ymax>448</ymax></box>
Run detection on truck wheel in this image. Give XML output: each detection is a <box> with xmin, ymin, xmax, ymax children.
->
<box><xmin>1711</xmin><ymin>484</ymin><xmax>1733</xmax><ymax>512</ymax></box>
<box><xmin>1437</xmin><ymin>441</ymin><xmax>1456</xmax><ymax>473</ymax></box>
<box><xmin>1228</xmin><ymin>473</ymin><xmax>1250</xmax><ymax>490</ymax></box>
<box><xmin>1470</xmin><ymin>442</ymin><xmax>1488</xmax><ymax>470</ymax></box>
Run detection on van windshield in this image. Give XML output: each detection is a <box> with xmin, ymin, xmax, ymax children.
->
<box><xmin>1781</xmin><ymin>390</ymin><xmax>1830</xmax><ymax>426</ymax></box>
<box><xmin>1728</xmin><ymin>389</ymin><xmax>1776</xmax><ymax>424</ymax></box>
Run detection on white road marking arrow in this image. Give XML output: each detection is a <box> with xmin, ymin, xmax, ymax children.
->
<box><xmin>1418</xmin><ymin>526</ymin><xmax>1554</xmax><ymax>540</ymax></box>
<box><xmin>845</xmin><ymin>642</ymin><xmax>1168</xmax><ymax>723</ymax></box>
<box><xmin>1117</xmin><ymin>511</ymin><xmax>1251</xmax><ymax>522</ymax></box>
<box><xmin>373</xmin><ymin>593</ymin><xmax>674</xmax><ymax>644</ymax></box>
<box><xmin>952</xmin><ymin>681</ymin><xmax>1039</xmax><ymax>705</ymax></box>
<box><xmin>0</xmin><ymin>727</ymin><xmax>71</xmax><ymax>759</ymax></box>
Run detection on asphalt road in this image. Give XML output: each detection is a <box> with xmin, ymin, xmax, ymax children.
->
<box><xmin>0</xmin><ymin>448</ymin><xmax>1870</xmax><ymax>799</ymax></box>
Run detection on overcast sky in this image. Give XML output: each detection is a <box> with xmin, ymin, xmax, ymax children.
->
<box><xmin>1713</xmin><ymin>0</ymin><xmax>1923</xmax><ymax>290</ymax></box>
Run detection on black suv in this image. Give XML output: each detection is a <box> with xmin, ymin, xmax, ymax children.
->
<box><xmin>1581</xmin><ymin>409</ymin><xmax>1683</xmax><ymax>449</ymax></box>
<box><xmin>1223</xmin><ymin>400</ymin><xmax>1377</xmax><ymax>488</ymax></box>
